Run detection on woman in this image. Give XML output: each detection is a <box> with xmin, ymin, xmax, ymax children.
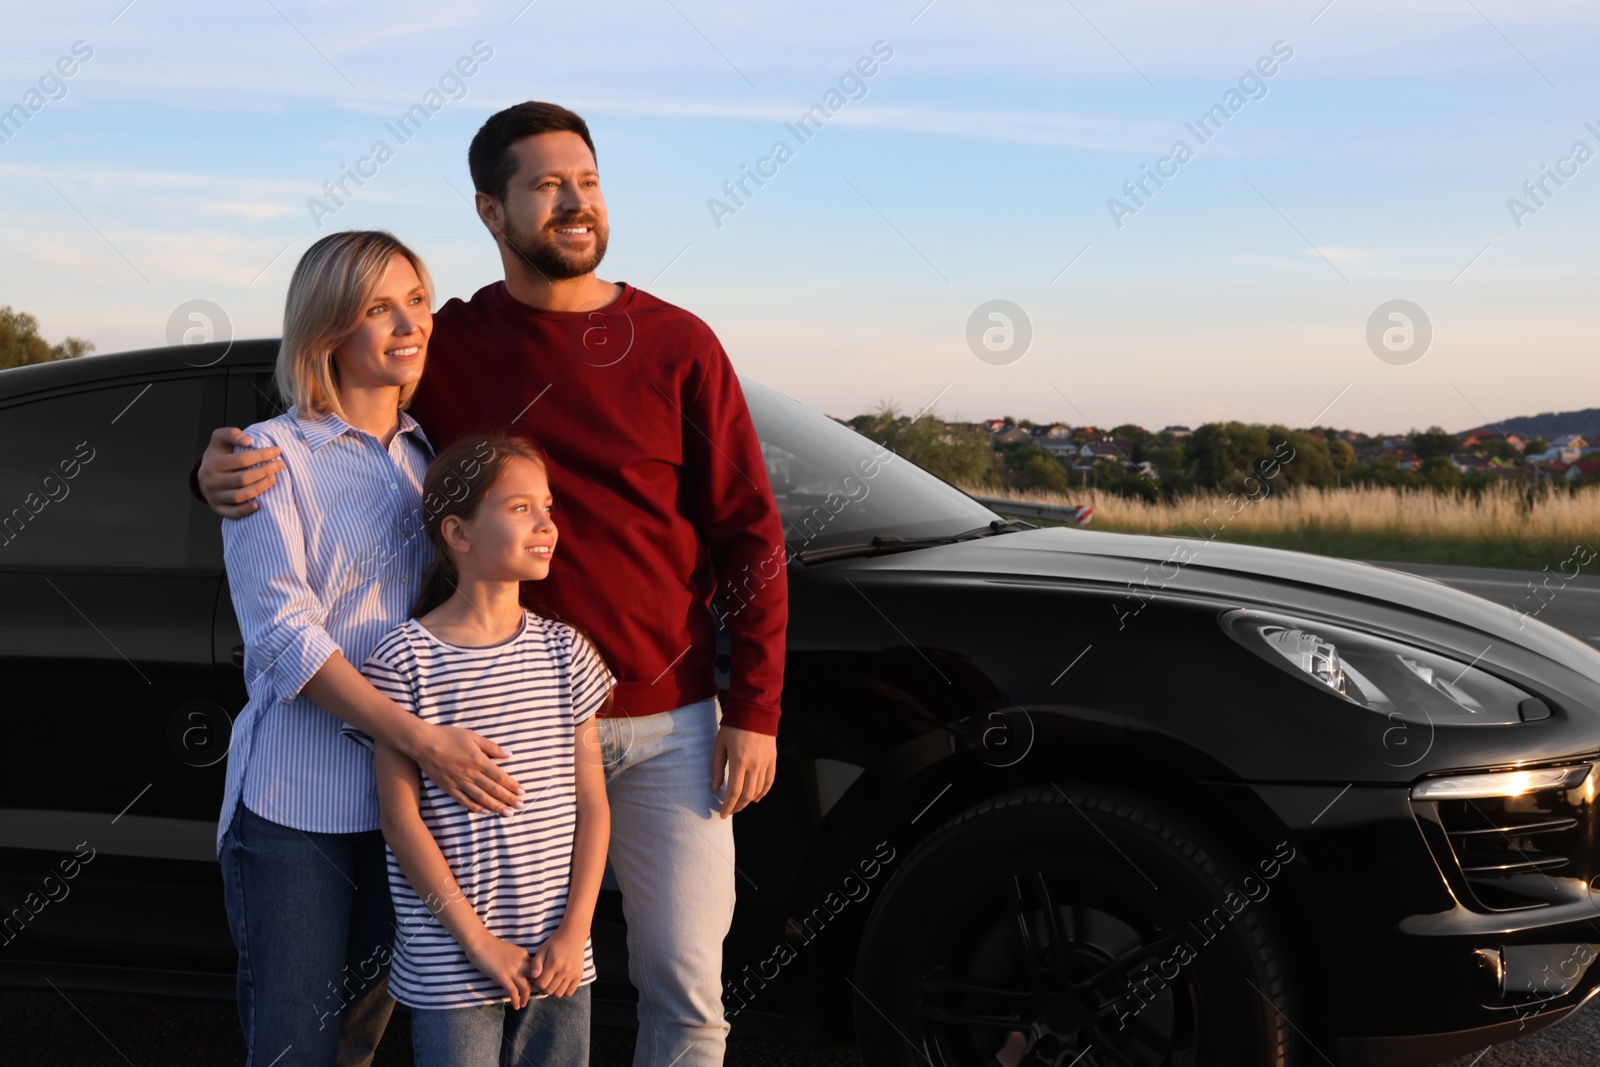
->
<box><xmin>218</xmin><ymin>230</ymin><xmax>525</xmax><ymax>1066</ymax></box>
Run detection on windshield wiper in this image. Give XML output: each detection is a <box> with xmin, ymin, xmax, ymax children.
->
<box><xmin>793</xmin><ymin>519</ymin><xmax>1037</xmax><ymax>565</ymax></box>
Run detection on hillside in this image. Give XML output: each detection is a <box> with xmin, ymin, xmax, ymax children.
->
<box><xmin>1488</xmin><ymin>407</ymin><xmax>1600</xmax><ymax>441</ymax></box>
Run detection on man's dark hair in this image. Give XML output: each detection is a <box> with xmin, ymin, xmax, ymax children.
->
<box><xmin>468</xmin><ymin>102</ymin><xmax>597</xmax><ymax>203</ymax></box>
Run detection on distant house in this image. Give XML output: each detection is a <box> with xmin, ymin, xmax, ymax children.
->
<box><xmin>1038</xmin><ymin>439</ymin><xmax>1080</xmax><ymax>458</ymax></box>
<box><xmin>1160</xmin><ymin>425</ymin><xmax>1192</xmax><ymax>438</ymax></box>
<box><xmin>982</xmin><ymin>418</ymin><xmax>1009</xmax><ymax>434</ymax></box>
<box><xmin>1378</xmin><ymin>449</ymin><xmax>1421</xmax><ymax>470</ymax></box>
<box><xmin>1551</xmin><ymin>434</ymin><xmax>1589</xmax><ymax>450</ymax></box>
<box><xmin>1567</xmin><ymin>459</ymin><xmax>1600</xmax><ymax>483</ymax></box>
<box><xmin>995</xmin><ymin>426</ymin><xmax>1032</xmax><ymax>445</ymax></box>
<box><xmin>1038</xmin><ymin>423</ymin><xmax>1075</xmax><ymax>439</ymax></box>
<box><xmin>1529</xmin><ymin>446</ymin><xmax>1584</xmax><ymax>465</ymax></box>
<box><xmin>1080</xmin><ymin>441</ymin><xmax>1127</xmax><ymax>461</ymax></box>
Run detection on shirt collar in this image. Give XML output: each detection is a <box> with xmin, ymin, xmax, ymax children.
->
<box><xmin>291</xmin><ymin>404</ymin><xmax>431</xmax><ymax>455</ymax></box>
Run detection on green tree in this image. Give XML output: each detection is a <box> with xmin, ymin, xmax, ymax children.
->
<box><xmin>1185</xmin><ymin>422</ymin><xmax>1262</xmax><ymax>489</ymax></box>
<box><xmin>1108</xmin><ymin>423</ymin><xmax>1146</xmax><ymax>451</ymax></box>
<box><xmin>1099</xmin><ymin>459</ymin><xmax>1162</xmax><ymax>502</ymax></box>
<box><xmin>851</xmin><ymin>402</ymin><xmax>1000</xmax><ymax>489</ymax></box>
<box><xmin>1477</xmin><ymin>437</ymin><xmax>1519</xmax><ymax>461</ymax></box>
<box><xmin>1328</xmin><ymin>439</ymin><xmax>1356</xmax><ymax>471</ymax></box>
<box><xmin>1144</xmin><ymin>441</ymin><xmax>1189</xmax><ymax>493</ymax></box>
<box><xmin>1409</xmin><ymin>425</ymin><xmax>1459</xmax><ymax>460</ymax></box>
<box><xmin>1266</xmin><ymin>426</ymin><xmax>1335</xmax><ymax>489</ymax></box>
<box><xmin>1419</xmin><ymin>455</ymin><xmax>1463</xmax><ymax>491</ymax></box>
<box><xmin>1182</xmin><ymin>421</ymin><xmax>1340</xmax><ymax>494</ymax></box>
<box><xmin>1003</xmin><ymin>443</ymin><xmax>1070</xmax><ymax>492</ymax></box>
<box><xmin>1359</xmin><ymin>455</ymin><xmax>1414</xmax><ymax>489</ymax></box>
<box><xmin>0</xmin><ymin>307</ymin><xmax>93</xmax><ymax>371</ymax></box>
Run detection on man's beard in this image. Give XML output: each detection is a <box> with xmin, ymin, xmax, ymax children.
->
<box><xmin>502</xmin><ymin>213</ymin><xmax>609</xmax><ymax>281</ymax></box>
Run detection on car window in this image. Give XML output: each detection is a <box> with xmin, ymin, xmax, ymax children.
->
<box><xmin>742</xmin><ymin>379</ymin><xmax>1001</xmax><ymax>552</ymax></box>
<box><xmin>253</xmin><ymin>372</ymin><xmax>288</xmax><ymax>422</ymax></box>
<box><xmin>0</xmin><ymin>377</ymin><xmax>210</xmax><ymax>568</ymax></box>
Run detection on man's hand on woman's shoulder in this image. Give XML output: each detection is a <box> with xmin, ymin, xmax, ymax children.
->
<box><xmin>199</xmin><ymin>425</ymin><xmax>285</xmax><ymax>518</ymax></box>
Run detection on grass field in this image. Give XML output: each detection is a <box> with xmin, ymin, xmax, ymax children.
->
<box><xmin>958</xmin><ymin>479</ymin><xmax>1600</xmax><ymax>574</ymax></box>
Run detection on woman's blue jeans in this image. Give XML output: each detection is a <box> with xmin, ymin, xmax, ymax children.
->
<box><xmin>219</xmin><ymin>799</ymin><xmax>397</xmax><ymax>1066</ymax></box>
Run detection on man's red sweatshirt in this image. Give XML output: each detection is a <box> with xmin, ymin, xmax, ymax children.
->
<box><xmin>408</xmin><ymin>280</ymin><xmax>788</xmax><ymax>736</ymax></box>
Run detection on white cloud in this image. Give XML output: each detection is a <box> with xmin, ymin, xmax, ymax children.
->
<box><xmin>205</xmin><ymin>200</ymin><xmax>302</xmax><ymax>220</ymax></box>
<box><xmin>1308</xmin><ymin>245</ymin><xmax>1366</xmax><ymax>264</ymax></box>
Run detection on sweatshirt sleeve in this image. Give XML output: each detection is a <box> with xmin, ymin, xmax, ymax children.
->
<box><xmin>680</xmin><ymin>332</ymin><xmax>789</xmax><ymax>736</ymax></box>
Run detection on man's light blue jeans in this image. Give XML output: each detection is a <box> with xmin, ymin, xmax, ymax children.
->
<box><xmin>597</xmin><ymin>694</ymin><xmax>737</xmax><ymax>1067</ymax></box>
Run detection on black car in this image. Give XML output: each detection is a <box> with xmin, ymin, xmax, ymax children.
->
<box><xmin>3</xmin><ymin>339</ymin><xmax>1600</xmax><ymax>1067</ymax></box>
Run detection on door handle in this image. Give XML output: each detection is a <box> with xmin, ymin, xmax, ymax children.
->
<box><xmin>230</xmin><ymin>645</ymin><xmax>245</xmax><ymax>667</ymax></box>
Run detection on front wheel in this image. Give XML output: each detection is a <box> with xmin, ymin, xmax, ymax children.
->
<box><xmin>853</xmin><ymin>785</ymin><xmax>1298</xmax><ymax>1066</ymax></box>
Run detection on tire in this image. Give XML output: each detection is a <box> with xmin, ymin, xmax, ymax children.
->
<box><xmin>853</xmin><ymin>785</ymin><xmax>1297</xmax><ymax>1067</ymax></box>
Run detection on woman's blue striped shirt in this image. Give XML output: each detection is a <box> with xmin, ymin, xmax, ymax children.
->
<box><xmin>216</xmin><ymin>403</ymin><xmax>434</xmax><ymax>853</ymax></box>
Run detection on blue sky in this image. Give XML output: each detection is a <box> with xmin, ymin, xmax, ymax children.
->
<box><xmin>2</xmin><ymin>0</ymin><xmax>1596</xmax><ymax>434</ymax></box>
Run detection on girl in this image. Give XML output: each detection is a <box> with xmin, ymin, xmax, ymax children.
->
<box><xmin>345</xmin><ymin>433</ymin><xmax>613</xmax><ymax>1067</ymax></box>
<box><xmin>218</xmin><ymin>230</ymin><xmax>525</xmax><ymax>1066</ymax></box>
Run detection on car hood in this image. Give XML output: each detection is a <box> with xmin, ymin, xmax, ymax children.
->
<box><xmin>871</xmin><ymin>526</ymin><xmax>1600</xmax><ymax>675</ymax></box>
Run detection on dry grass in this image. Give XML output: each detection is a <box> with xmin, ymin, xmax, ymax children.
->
<box><xmin>957</xmin><ymin>479</ymin><xmax>1600</xmax><ymax>571</ymax></box>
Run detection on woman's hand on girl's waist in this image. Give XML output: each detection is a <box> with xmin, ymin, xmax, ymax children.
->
<box><xmin>414</xmin><ymin>724</ymin><xmax>525</xmax><ymax>816</ymax></box>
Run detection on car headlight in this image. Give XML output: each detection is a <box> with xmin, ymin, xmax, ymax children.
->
<box><xmin>1411</xmin><ymin>764</ymin><xmax>1592</xmax><ymax>800</ymax></box>
<box><xmin>1221</xmin><ymin>608</ymin><xmax>1538</xmax><ymax>726</ymax></box>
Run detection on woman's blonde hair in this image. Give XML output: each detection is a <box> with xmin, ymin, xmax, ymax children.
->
<box><xmin>277</xmin><ymin>230</ymin><xmax>434</xmax><ymax>419</ymax></box>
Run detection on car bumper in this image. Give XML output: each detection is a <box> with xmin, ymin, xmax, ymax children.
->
<box><xmin>1240</xmin><ymin>778</ymin><xmax>1600</xmax><ymax>1057</ymax></box>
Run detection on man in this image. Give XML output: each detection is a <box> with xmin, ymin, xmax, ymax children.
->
<box><xmin>195</xmin><ymin>102</ymin><xmax>787</xmax><ymax>1067</ymax></box>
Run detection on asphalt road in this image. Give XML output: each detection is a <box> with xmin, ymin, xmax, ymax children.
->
<box><xmin>1374</xmin><ymin>560</ymin><xmax>1600</xmax><ymax>651</ymax></box>
<box><xmin>0</xmin><ymin>992</ymin><xmax>866</xmax><ymax>1066</ymax></box>
<box><xmin>5</xmin><ymin>561</ymin><xmax>1599</xmax><ymax>1066</ymax></box>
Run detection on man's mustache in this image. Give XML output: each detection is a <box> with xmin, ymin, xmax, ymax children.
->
<box><xmin>545</xmin><ymin>216</ymin><xmax>602</xmax><ymax>232</ymax></box>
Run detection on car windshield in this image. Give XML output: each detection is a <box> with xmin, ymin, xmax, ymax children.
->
<box><xmin>742</xmin><ymin>378</ymin><xmax>1004</xmax><ymax>554</ymax></box>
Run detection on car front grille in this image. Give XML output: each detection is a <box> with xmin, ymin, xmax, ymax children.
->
<box><xmin>1413</xmin><ymin>764</ymin><xmax>1600</xmax><ymax>913</ymax></box>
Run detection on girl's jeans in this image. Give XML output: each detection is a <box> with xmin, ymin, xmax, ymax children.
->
<box><xmin>410</xmin><ymin>984</ymin><xmax>591</xmax><ymax>1066</ymax></box>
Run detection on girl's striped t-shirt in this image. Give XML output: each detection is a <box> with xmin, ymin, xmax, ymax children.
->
<box><xmin>344</xmin><ymin>609</ymin><xmax>616</xmax><ymax>1009</ymax></box>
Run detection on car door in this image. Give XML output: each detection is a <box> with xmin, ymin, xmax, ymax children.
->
<box><xmin>0</xmin><ymin>370</ymin><xmax>234</xmax><ymax>967</ymax></box>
